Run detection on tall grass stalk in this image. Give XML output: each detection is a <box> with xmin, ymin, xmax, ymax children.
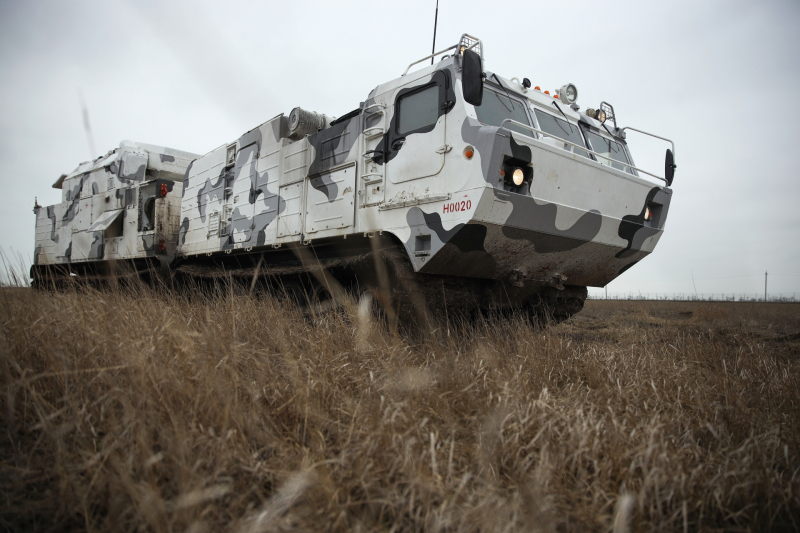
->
<box><xmin>1</xmin><ymin>279</ymin><xmax>798</xmax><ymax>531</ymax></box>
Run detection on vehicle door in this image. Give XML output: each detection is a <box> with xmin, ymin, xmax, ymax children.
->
<box><xmin>304</xmin><ymin>117</ymin><xmax>360</xmax><ymax>238</ymax></box>
<box><xmin>137</xmin><ymin>181</ymin><xmax>158</xmax><ymax>255</ymax></box>
<box><xmin>277</xmin><ymin>138</ymin><xmax>310</xmax><ymax>239</ymax></box>
<box><xmin>229</xmin><ymin>142</ymin><xmax>259</xmax><ymax>244</ymax></box>
<box><xmin>384</xmin><ymin>71</ymin><xmax>452</xmax><ymax>186</ymax></box>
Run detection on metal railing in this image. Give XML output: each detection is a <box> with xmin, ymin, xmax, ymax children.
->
<box><xmin>402</xmin><ymin>45</ymin><xmax>458</xmax><ymax>76</ymax></box>
<box><xmin>499</xmin><ymin>119</ymin><xmax>671</xmax><ymax>183</ymax></box>
<box><xmin>402</xmin><ymin>34</ymin><xmax>483</xmax><ymax>76</ymax></box>
<box><xmin>622</xmin><ymin>127</ymin><xmax>676</xmax><ymax>163</ymax></box>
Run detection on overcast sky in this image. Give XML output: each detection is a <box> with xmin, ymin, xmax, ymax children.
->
<box><xmin>1</xmin><ymin>0</ymin><xmax>798</xmax><ymax>297</ymax></box>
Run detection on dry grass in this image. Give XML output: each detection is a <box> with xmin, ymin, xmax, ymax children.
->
<box><xmin>1</xmin><ymin>283</ymin><xmax>799</xmax><ymax>532</ymax></box>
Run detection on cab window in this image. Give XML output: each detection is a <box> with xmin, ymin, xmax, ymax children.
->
<box><xmin>533</xmin><ymin>109</ymin><xmax>590</xmax><ymax>158</ymax></box>
<box><xmin>397</xmin><ymin>85</ymin><xmax>439</xmax><ymax>135</ymax></box>
<box><xmin>474</xmin><ymin>88</ymin><xmax>531</xmax><ymax>136</ymax></box>
<box><xmin>585</xmin><ymin>131</ymin><xmax>633</xmax><ymax>173</ymax></box>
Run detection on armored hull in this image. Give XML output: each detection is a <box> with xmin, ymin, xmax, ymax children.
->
<box><xmin>32</xmin><ymin>34</ymin><xmax>675</xmax><ymax>321</ymax></box>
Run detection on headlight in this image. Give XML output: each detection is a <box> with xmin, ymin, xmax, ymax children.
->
<box><xmin>502</xmin><ymin>161</ymin><xmax>532</xmax><ymax>187</ymax></box>
<box><xmin>644</xmin><ymin>206</ymin><xmax>652</xmax><ymax>221</ymax></box>
<box><xmin>558</xmin><ymin>83</ymin><xmax>578</xmax><ymax>104</ymax></box>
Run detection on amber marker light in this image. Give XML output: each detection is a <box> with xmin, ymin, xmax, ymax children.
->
<box><xmin>464</xmin><ymin>146</ymin><xmax>474</xmax><ymax>159</ymax></box>
<box><xmin>534</xmin><ymin>86</ymin><xmax>541</xmax><ymax>90</ymax></box>
<box><xmin>544</xmin><ymin>90</ymin><xmax>550</xmax><ymax>95</ymax></box>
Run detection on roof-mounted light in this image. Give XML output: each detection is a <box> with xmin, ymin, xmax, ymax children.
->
<box><xmin>586</xmin><ymin>108</ymin><xmax>607</xmax><ymax>123</ymax></box>
<box><xmin>557</xmin><ymin>83</ymin><xmax>578</xmax><ymax>105</ymax></box>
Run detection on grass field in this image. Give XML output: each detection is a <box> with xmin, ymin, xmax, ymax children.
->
<box><xmin>1</xmin><ymin>284</ymin><xmax>798</xmax><ymax>532</ymax></box>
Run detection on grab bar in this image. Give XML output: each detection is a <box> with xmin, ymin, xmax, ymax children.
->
<box><xmin>498</xmin><ymin>119</ymin><xmax>669</xmax><ymax>183</ymax></box>
<box><xmin>621</xmin><ymin>127</ymin><xmax>676</xmax><ymax>164</ymax></box>
<box><xmin>402</xmin><ymin>44</ymin><xmax>458</xmax><ymax>76</ymax></box>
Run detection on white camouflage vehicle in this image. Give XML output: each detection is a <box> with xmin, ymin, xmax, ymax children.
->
<box><xmin>33</xmin><ymin>141</ymin><xmax>197</xmax><ymax>274</ymax></box>
<box><xmin>32</xmin><ymin>34</ymin><xmax>676</xmax><ymax>321</ymax></box>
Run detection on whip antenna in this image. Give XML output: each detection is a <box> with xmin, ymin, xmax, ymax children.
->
<box><xmin>79</xmin><ymin>90</ymin><xmax>97</xmax><ymax>160</ymax></box>
<box><xmin>430</xmin><ymin>0</ymin><xmax>439</xmax><ymax>65</ymax></box>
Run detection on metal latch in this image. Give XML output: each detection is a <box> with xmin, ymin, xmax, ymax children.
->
<box><xmin>435</xmin><ymin>144</ymin><xmax>452</xmax><ymax>154</ymax></box>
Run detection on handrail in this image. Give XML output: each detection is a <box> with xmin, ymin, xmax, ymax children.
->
<box><xmin>464</xmin><ymin>39</ymin><xmax>481</xmax><ymax>52</ymax></box>
<box><xmin>401</xmin><ymin>33</ymin><xmax>484</xmax><ymax>77</ymax></box>
<box><xmin>498</xmin><ymin>119</ymin><xmax>667</xmax><ymax>183</ymax></box>
<box><xmin>621</xmin><ymin>127</ymin><xmax>676</xmax><ymax>163</ymax></box>
<box><xmin>459</xmin><ymin>34</ymin><xmax>483</xmax><ymax>55</ymax></box>
<box><xmin>402</xmin><ymin>44</ymin><xmax>458</xmax><ymax>76</ymax></box>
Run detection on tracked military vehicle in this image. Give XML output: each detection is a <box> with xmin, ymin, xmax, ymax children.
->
<box><xmin>33</xmin><ymin>141</ymin><xmax>198</xmax><ymax>273</ymax></box>
<box><xmin>32</xmin><ymin>34</ymin><xmax>676</xmax><ymax>321</ymax></box>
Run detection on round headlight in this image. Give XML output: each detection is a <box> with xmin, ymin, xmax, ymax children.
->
<box><xmin>558</xmin><ymin>83</ymin><xmax>578</xmax><ymax>104</ymax></box>
<box><xmin>512</xmin><ymin>168</ymin><xmax>525</xmax><ymax>186</ymax></box>
<box><xmin>596</xmin><ymin>109</ymin><xmax>607</xmax><ymax>123</ymax></box>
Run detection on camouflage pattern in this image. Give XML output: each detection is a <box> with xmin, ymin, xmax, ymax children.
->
<box><xmin>33</xmin><ymin>141</ymin><xmax>198</xmax><ymax>270</ymax></box>
<box><xmin>35</xmin><ymin>35</ymin><xmax>674</xmax><ymax>308</ymax></box>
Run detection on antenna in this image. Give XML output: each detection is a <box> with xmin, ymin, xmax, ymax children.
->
<box><xmin>430</xmin><ymin>0</ymin><xmax>439</xmax><ymax>65</ymax></box>
<box><xmin>79</xmin><ymin>90</ymin><xmax>97</xmax><ymax>160</ymax></box>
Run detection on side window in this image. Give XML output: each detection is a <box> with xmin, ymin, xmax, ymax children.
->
<box><xmin>397</xmin><ymin>84</ymin><xmax>439</xmax><ymax>135</ymax></box>
<box><xmin>474</xmin><ymin>88</ymin><xmax>531</xmax><ymax>136</ymax></box>
<box><xmin>585</xmin><ymin>131</ymin><xmax>634</xmax><ymax>174</ymax></box>
<box><xmin>533</xmin><ymin>109</ymin><xmax>590</xmax><ymax>159</ymax></box>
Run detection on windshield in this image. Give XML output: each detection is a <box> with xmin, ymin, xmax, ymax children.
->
<box><xmin>533</xmin><ymin>109</ymin><xmax>590</xmax><ymax>158</ymax></box>
<box><xmin>474</xmin><ymin>87</ymin><xmax>531</xmax><ymax>136</ymax></box>
<box><xmin>584</xmin><ymin>131</ymin><xmax>632</xmax><ymax>173</ymax></box>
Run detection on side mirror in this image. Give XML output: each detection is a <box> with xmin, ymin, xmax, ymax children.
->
<box><xmin>665</xmin><ymin>148</ymin><xmax>676</xmax><ymax>186</ymax></box>
<box><xmin>462</xmin><ymin>49</ymin><xmax>484</xmax><ymax>107</ymax></box>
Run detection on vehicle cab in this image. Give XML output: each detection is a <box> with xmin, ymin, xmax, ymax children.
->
<box><xmin>360</xmin><ymin>34</ymin><xmax>675</xmax><ymax>291</ymax></box>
